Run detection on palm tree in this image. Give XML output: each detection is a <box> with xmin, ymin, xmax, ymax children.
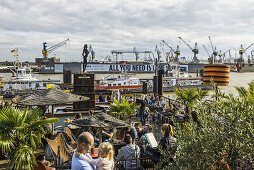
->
<box><xmin>0</xmin><ymin>106</ymin><xmax>58</xmax><ymax>169</ymax></box>
<box><xmin>175</xmin><ymin>88</ymin><xmax>208</xmax><ymax>117</ymax></box>
<box><xmin>110</xmin><ymin>99</ymin><xmax>136</xmax><ymax>120</ymax></box>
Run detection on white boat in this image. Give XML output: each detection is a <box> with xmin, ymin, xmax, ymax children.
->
<box><xmin>96</xmin><ymin>74</ymin><xmax>142</xmax><ymax>90</ymax></box>
<box><xmin>3</xmin><ymin>66</ymin><xmax>60</xmax><ymax>91</ymax></box>
<box><xmin>163</xmin><ymin>64</ymin><xmax>203</xmax><ymax>87</ymax></box>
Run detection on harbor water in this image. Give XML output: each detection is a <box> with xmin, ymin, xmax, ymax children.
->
<box><xmin>1</xmin><ymin>72</ymin><xmax>254</xmax><ymax>96</ymax></box>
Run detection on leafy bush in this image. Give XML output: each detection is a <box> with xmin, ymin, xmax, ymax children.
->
<box><xmin>160</xmin><ymin>84</ymin><xmax>253</xmax><ymax>169</ymax></box>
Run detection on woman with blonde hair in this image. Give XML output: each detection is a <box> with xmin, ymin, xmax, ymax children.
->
<box><xmin>76</xmin><ymin>142</ymin><xmax>114</xmax><ymax>170</ymax></box>
<box><xmin>147</xmin><ymin>124</ymin><xmax>177</xmax><ymax>166</ymax></box>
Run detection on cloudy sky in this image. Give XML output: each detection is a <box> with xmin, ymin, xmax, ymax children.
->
<box><xmin>1</xmin><ymin>0</ymin><xmax>254</xmax><ymax>62</ymax></box>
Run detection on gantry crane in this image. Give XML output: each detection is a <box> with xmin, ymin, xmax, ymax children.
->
<box><xmin>111</xmin><ymin>47</ymin><xmax>153</xmax><ymax>62</ymax></box>
<box><xmin>161</xmin><ymin>40</ymin><xmax>180</xmax><ymax>63</ymax></box>
<box><xmin>42</xmin><ymin>38</ymin><xmax>69</xmax><ymax>59</ymax></box>
<box><xmin>178</xmin><ymin>37</ymin><xmax>199</xmax><ymax>63</ymax></box>
<box><xmin>239</xmin><ymin>43</ymin><xmax>254</xmax><ymax>63</ymax></box>
<box><xmin>88</xmin><ymin>45</ymin><xmax>96</xmax><ymax>62</ymax></box>
<box><xmin>208</xmin><ymin>36</ymin><xmax>218</xmax><ymax>64</ymax></box>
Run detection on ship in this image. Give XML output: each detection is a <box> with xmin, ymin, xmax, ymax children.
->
<box><xmin>95</xmin><ymin>74</ymin><xmax>142</xmax><ymax>90</ymax></box>
<box><xmin>2</xmin><ymin>66</ymin><xmax>60</xmax><ymax>92</ymax></box>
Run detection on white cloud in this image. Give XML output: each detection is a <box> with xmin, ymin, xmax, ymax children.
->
<box><xmin>1</xmin><ymin>0</ymin><xmax>254</xmax><ymax>62</ymax></box>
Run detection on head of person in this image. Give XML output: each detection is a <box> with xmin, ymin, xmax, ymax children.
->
<box><xmin>141</xmin><ymin>94</ymin><xmax>146</xmax><ymax>100</ymax></box>
<box><xmin>124</xmin><ymin>134</ymin><xmax>132</xmax><ymax>145</ymax></box>
<box><xmin>144</xmin><ymin>124</ymin><xmax>152</xmax><ymax>133</ymax></box>
<box><xmin>75</xmin><ymin>113</ymin><xmax>82</xmax><ymax>120</ymax></box>
<box><xmin>77</xmin><ymin>132</ymin><xmax>94</xmax><ymax>154</ymax></box>
<box><xmin>36</xmin><ymin>154</ymin><xmax>46</xmax><ymax>163</ymax></box>
<box><xmin>161</xmin><ymin>124</ymin><xmax>173</xmax><ymax>137</ymax></box>
<box><xmin>99</xmin><ymin>142</ymin><xmax>114</xmax><ymax>160</ymax></box>
<box><xmin>134</xmin><ymin>122</ymin><xmax>142</xmax><ymax>132</ymax></box>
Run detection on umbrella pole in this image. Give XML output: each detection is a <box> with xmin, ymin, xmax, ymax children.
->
<box><xmin>52</xmin><ymin>105</ymin><xmax>54</xmax><ymax>135</ymax></box>
<box><xmin>99</xmin><ymin>129</ymin><xmax>102</xmax><ymax>144</ymax></box>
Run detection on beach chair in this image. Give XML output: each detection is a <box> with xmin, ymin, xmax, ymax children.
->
<box><xmin>46</xmin><ymin>133</ymin><xmax>73</xmax><ymax>163</ymax></box>
<box><xmin>64</xmin><ymin>127</ymin><xmax>77</xmax><ymax>150</ymax></box>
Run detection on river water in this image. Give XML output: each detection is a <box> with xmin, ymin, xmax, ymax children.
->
<box><xmin>1</xmin><ymin>72</ymin><xmax>254</xmax><ymax>96</ymax></box>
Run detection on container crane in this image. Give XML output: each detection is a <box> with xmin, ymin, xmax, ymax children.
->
<box><xmin>208</xmin><ymin>36</ymin><xmax>218</xmax><ymax>64</ymax></box>
<box><xmin>239</xmin><ymin>43</ymin><xmax>254</xmax><ymax>63</ymax></box>
<box><xmin>178</xmin><ymin>37</ymin><xmax>199</xmax><ymax>63</ymax></box>
<box><xmin>161</xmin><ymin>40</ymin><xmax>180</xmax><ymax>63</ymax></box>
<box><xmin>42</xmin><ymin>38</ymin><xmax>69</xmax><ymax>59</ymax></box>
<box><xmin>88</xmin><ymin>44</ymin><xmax>96</xmax><ymax>62</ymax></box>
<box><xmin>111</xmin><ymin>47</ymin><xmax>153</xmax><ymax>62</ymax></box>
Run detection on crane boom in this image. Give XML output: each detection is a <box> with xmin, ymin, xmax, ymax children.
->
<box><xmin>178</xmin><ymin>37</ymin><xmax>193</xmax><ymax>51</ymax></box>
<box><xmin>203</xmin><ymin>45</ymin><xmax>210</xmax><ymax>58</ymax></box>
<box><xmin>42</xmin><ymin>38</ymin><xmax>69</xmax><ymax>59</ymax></box>
<box><xmin>178</xmin><ymin>37</ymin><xmax>199</xmax><ymax>63</ymax></box>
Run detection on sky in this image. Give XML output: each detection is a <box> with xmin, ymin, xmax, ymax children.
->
<box><xmin>1</xmin><ymin>0</ymin><xmax>254</xmax><ymax>62</ymax></box>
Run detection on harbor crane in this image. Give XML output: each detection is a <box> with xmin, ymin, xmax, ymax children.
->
<box><xmin>88</xmin><ymin>44</ymin><xmax>96</xmax><ymax>62</ymax></box>
<box><xmin>218</xmin><ymin>49</ymin><xmax>231</xmax><ymax>63</ymax></box>
<box><xmin>178</xmin><ymin>37</ymin><xmax>199</xmax><ymax>63</ymax></box>
<box><xmin>239</xmin><ymin>43</ymin><xmax>254</xmax><ymax>63</ymax></box>
<box><xmin>42</xmin><ymin>38</ymin><xmax>69</xmax><ymax>59</ymax></box>
<box><xmin>161</xmin><ymin>40</ymin><xmax>180</xmax><ymax>63</ymax></box>
<box><xmin>208</xmin><ymin>36</ymin><xmax>218</xmax><ymax>64</ymax></box>
<box><xmin>203</xmin><ymin>45</ymin><xmax>211</xmax><ymax>59</ymax></box>
<box><xmin>155</xmin><ymin>45</ymin><xmax>162</xmax><ymax>62</ymax></box>
<box><xmin>111</xmin><ymin>47</ymin><xmax>153</xmax><ymax>62</ymax></box>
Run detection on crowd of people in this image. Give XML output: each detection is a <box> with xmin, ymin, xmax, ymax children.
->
<box><xmin>71</xmin><ymin>122</ymin><xmax>177</xmax><ymax>170</ymax></box>
<box><xmin>68</xmin><ymin>92</ymin><xmax>179</xmax><ymax>169</ymax></box>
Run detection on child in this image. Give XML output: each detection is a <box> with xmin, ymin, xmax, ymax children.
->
<box><xmin>75</xmin><ymin>142</ymin><xmax>114</xmax><ymax>170</ymax></box>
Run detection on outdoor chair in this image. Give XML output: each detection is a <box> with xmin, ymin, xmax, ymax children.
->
<box><xmin>46</xmin><ymin>133</ymin><xmax>73</xmax><ymax>163</ymax></box>
<box><xmin>64</xmin><ymin>127</ymin><xmax>77</xmax><ymax>149</ymax></box>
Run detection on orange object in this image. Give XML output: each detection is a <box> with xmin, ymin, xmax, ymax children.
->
<box><xmin>90</xmin><ymin>148</ymin><xmax>99</xmax><ymax>158</ymax></box>
<box><xmin>203</xmin><ymin>64</ymin><xmax>230</xmax><ymax>86</ymax></box>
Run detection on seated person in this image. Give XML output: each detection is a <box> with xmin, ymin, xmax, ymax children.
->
<box><xmin>116</xmin><ymin>134</ymin><xmax>140</xmax><ymax>170</ymax></box>
<box><xmin>137</xmin><ymin>124</ymin><xmax>153</xmax><ymax>148</ymax></box>
<box><xmin>35</xmin><ymin>154</ymin><xmax>55</xmax><ymax>170</ymax></box>
<box><xmin>147</xmin><ymin>124</ymin><xmax>177</xmax><ymax>166</ymax></box>
<box><xmin>126</xmin><ymin>126</ymin><xmax>138</xmax><ymax>143</ymax></box>
<box><xmin>102</xmin><ymin>128</ymin><xmax>115</xmax><ymax>142</ymax></box>
<box><xmin>134</xmin><ymin>122</ymin><xmax>143</xmax><ymax>139</ymax></box>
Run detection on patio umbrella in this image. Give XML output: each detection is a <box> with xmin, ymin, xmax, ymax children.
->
<box><xmin>71</xmin><ymin>112</ymin><xmax>130</xmax><ymax>143</ymax></box>
<box><xmin>12</xmin><ymin>88</ymin><xmax>89</xmax><ymax>106</ymax></box>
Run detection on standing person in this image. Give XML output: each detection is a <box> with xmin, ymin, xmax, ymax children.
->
<box><xmin>72</xmin><ymin>132</ymin><xmax>96</xmax><ymax>170</ymax></box>
<box><xmin>75</xmin><ymin>142</ymin><xmax>114</xmax><ymax>170</ymax></box>
<box><xmin>139</xmin><ymin>95</ymin><xmax>147</xmax><ymax>126</ymax></box>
